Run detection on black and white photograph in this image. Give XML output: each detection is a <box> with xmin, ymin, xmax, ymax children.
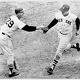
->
<box><xmin>0</xmin><ymin>0</ymin><xmax>80</xmax><ymax>79</ymax></box>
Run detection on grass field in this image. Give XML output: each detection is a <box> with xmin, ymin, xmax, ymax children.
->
<box><xmin>0</xmin><ymin>0</ymin><xmax>80</xmax><ymax>79</ymax></box>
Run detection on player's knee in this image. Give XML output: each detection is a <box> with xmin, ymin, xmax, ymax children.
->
<box><xmin>66</xmin><ymin>43</ymin><xmax>71</xmax><ymax>50</ymax></box>
<box><xmin>7</xmin><ymin>56</ymin><xmax>14</xmax><ymax>65</ymax></box>
<box><xmin>54</xmin><ymin>53</ymin><xmax>62</xmax><ymax>61</ymax></box>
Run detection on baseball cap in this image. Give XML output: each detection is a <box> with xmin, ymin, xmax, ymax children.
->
<box><xmin>60</xmin><ymin>4</ymin><xmax>70</xmax><ymax>12</ymax></box>
<box><xmin>15</xmin><ymin>8</ymin><xmax>24</xmax><ymax>14</ymax></box>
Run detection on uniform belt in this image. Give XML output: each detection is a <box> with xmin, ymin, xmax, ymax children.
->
<box><xmin>2</xmin><ymin>32</ymin><xmax>11</xmax><ymax>38</ymax></box>
<box><xmin>60</xmin><ymin>32</ymin><xmax>68</xmax><ymax>35</ymax></box>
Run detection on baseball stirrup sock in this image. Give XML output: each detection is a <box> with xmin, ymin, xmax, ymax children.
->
<box><xmin>51</xmin><ymin>59</ymin><xmax>58</xmax><ymax>70</ymax></box>
<box><xmin>14</xmin><ymin>61</ymin><xmax>18</xmax><ymax>70</ymax></box>
<box><xmin>54</xmin><ymin>59</ymin><xmax>58</xmax><ymax>64</ymax></box>
<box><xmin>8</xmin><ymin>64</ymin><xmax>14</xmax><ymax>73</ymax></box>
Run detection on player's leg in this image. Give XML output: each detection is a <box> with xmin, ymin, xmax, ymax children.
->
<box><xmin>46</xmin><ymin>43</ymin><xmax>63</xmax><ymax>75</ymax></box>
<box><xmin>65</xmin><ymin>42</ymin><xmax>80</xmax><ymax>51</ymax></box>
<box><xmin>71</xmin><ymin>43</ymin><xmax>80</xmax><ymax>51</ymax></box>
<box><xmin>65</xmin><ymin>43</ymin><xmax>71</xmax><ymax>50</ymax></box>
<box><xmin>68</xmin><ymin>32</ymin><xmax>80</xmax><ymax>51</ymax></box>
<box><xmin>1</xmin><ymin>39</ymin><xmax>19</xmax><ymax>77</ymax></box>
<box><xmin>7</xmin><ymin>52</ymin><xmax>19</xmax><ymax>77</ymax></box>
<box><xmin>46</xmin><ymin>42</ymin><xmax>80</xmax><ymax>75</ymax></box>
<box><xmin>6</xmin><ymin>39</ymin><xmax>19</xmax><ymax>70</ymax></box>
<box><xmin>46</xmin><ymin>35</ymin><xmax>70</xmax><ymax>75</ymax></box>
<box><xmin>46</xmin><ymin>53</ymin><xmax>61</xmax><ymax>75</ymax></box>
<box><xmin>8</xmin><ymin>39</ymin><xmax>19</xmax><ymax>70</ymax></box>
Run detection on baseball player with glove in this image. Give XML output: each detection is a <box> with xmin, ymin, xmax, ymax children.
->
<box><xmin>0</xmin><ymin>8</ymin><xmax>42</xmax><ymax>77</ymax></box>
<box><xmin>40</xmin><ymin>4</ymin><xmax>80</xmax><ymax>75</ymax></box>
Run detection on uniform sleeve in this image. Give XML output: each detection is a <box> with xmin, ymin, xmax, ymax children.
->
<box><xmin>54</xmin><ymin>11</ymin><xmax>60</xmax><ymax>19</ymax></box>
<box><xmin>47</xmin><ymin>18</ymin><xmax>58</xmax><ymax>29</ymax></box>
<box><xmin>22</xmin><ymin>24</ymin><xmax>37</xmax><ymax>32</ymax></box>
<box><xmin>72</xmin><ymin>14</ymin><xmax>77</xmax><ymax>19</ymax></box>
<box><xmin>75</xmin><ymin>17</ymin><xmax>80</xmax><ymax>31</ymax></box>
<box><xmin>47</xmin><ymin>12</ymin><xmax>58</xmax><ymax>29</ymax></box>
<box><xmin>41</xmin><ymin>12</ymin><xmax>58</xmax><ymax>33</ymax></box>
<box><xmin>17</xmin><ymin>20</ymin><xmax>26</xmax><ymax>29</ymax></box>
<box><xmin>71</xmin><ymin>13</ymin><xmax>80</xmax><ymax>31</ymax></box>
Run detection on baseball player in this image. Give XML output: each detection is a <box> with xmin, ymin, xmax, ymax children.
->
<box><xmin>40</xmin><ymin>4</ymin><xmax>80</xmax><ymax>75</ymax></box>
<box><xmin>0</xmin><ymin>8</ymin><xmax>42</xmax><ymax>77</ymax></box>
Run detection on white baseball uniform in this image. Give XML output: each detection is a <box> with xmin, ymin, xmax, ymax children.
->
<box><xmin>0</xmin><ymin>15</ymin><xmax>26</xmax><ymax>65</ymax></box>
<box><xmin>54</xmin><ymin>11</ymin><xmax>77</xmax><ymax>56</ymax></box>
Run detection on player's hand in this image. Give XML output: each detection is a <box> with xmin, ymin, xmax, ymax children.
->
<box><xmin>41</xmin><ymin>27</ymin><xmax>48</xmax><ymax>33</ymax></box>
<box><xmin>36</xmin><ymin>25</ymin><xmax>44</xmax><ymax>30</ymax></box>
<box><xmin>36</xmin><ymin>25</ymin><xmax>48</xmax><ymax>34</ymax></box>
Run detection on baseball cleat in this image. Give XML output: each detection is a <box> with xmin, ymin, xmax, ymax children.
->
<box><xmin>8</xmin><ymin>68</ymin><xmax>19</xmax><ymax>77</ymax></box>
<box><xmin>71</xmin><ymin>43</ymin><xmax>80</xmax><ymax>51</ymax></box>
<box><xmin>46</xmin><ymin>59</ymin><xmax>58</xmax><ymax>75</ymax></box>
<box><xmin>46</xmin><ymin>60</ymin><xmax>58</xmax><ymax>75</ymax></box>
<box><xmin>76</xmin><ymin>43</ymin><xmax>80</xmax><ymax>51</ymax></box>
<box><xmin>46</xmin><ymin>64</ymin><xmax>55</xmax><ymax>75</ymax></box>
<box><xmin>8</xmin><ymin>63</ymin><xmax>19</xmax><ymax>77</ymax></box>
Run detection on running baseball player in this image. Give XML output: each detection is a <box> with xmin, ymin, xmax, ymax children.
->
<box><xmin>0</xmin><ymin>8</ymin><xmax>42</xmax><ymax>77</ymax></box>
<box><xmin>40</xmin><ymin>4</ymin><xmax>80</xmax><ymax>75</ymax></box>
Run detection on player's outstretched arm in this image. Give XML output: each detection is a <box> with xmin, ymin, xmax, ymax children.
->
<box><xmin>36</xmin><ymin>25</ymin><xmax>48</xmax><ymax>34</ymax></box>
<box><xmin>47</xmin><ymin>18</ymin><xmax>58</xmax><ymax>29</ymax></box>
<box><xmin>39</xmin><ymin>18</ymin><xmax>58</xmax><ymax>34</ymax></box>
<box><xmin>75</xmin><ymin>17</ymin><xmax>80</xmax><ymax>36</ymax></box>
<box><xmin>21</xmin><ymin>24</ymin><xmax>39</xmax><ymax>32</ymax></box>
<box><xmin>21</xmin><ymin>18</ymin><xmax>58</xmax><ymax>33</ymax></box>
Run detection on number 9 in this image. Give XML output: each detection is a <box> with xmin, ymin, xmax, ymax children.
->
<box><xmin>8</xmin><ymin>21</ymin><xmax>14</xmax><ymax>28</ymax></box>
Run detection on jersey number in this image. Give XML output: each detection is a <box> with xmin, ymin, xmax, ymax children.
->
<box><xmin>6</xmin><ymin>18</ymin><xmax>14</xmax><ymax>28</ymax></box>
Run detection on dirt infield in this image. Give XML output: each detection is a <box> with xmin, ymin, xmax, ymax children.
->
<box><xmin>0</xmin><ymin>0</ymin><xmax>80</xmax><ymax>79</ymax></box>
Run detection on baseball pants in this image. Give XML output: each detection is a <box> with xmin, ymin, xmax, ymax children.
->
<box><xmin>0</xmin><ymin>32</ymin><xmax>14</xmax><ymax>66</ymax></box>
<box><xmin>55</xmin><ymin>32</ymin><xmax>72</xmax><ymax>58</ymax></box>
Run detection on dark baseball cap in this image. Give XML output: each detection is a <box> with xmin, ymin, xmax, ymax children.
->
<box><xmin>15</xmin><ymin>8</ymin><xmax>24</xmax><ymax>14</ymax></box>
<box><xmin>60</xmin><ymin>4</ymin><xmax>70</xmax><ymax>12</ymax></box>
